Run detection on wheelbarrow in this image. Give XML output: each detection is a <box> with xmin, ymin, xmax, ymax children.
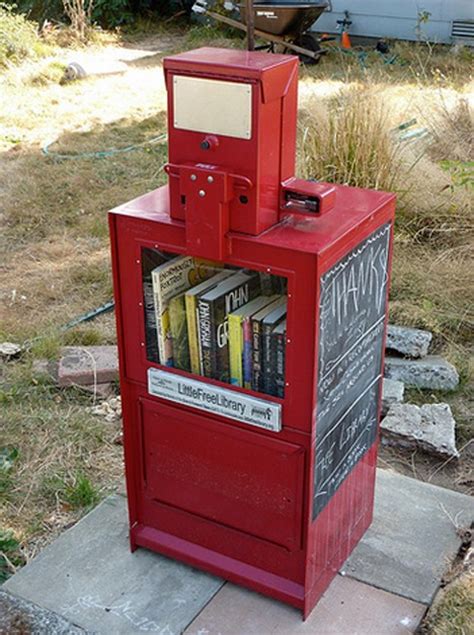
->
<box><xmin>193</xmin><ymin>1</ymin><xmax>330</xmax><ymax>64</ymax></box>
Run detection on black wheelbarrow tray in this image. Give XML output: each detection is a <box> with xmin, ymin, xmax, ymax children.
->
<box><xmin>241</xmin><ymin>3</ymin><xmax>327</xmax><ymax>37</ymax></box>
<box><xmin>193</xmin><ymin>1</ymin><xmax>329</xmax><ymax>63</ymax></box>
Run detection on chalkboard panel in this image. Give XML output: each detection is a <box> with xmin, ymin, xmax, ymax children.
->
<box><xmin>313</xmin><ymin>224</ymin><xmax>391</xmax><ymax>520</ymax></box>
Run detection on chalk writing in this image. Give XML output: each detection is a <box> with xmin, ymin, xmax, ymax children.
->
<box><xmin>313</xmin><ymin>224</ymin><xmax>391</xmax><ymax>519</ymax></box>
<box><xmin>62</xmin><ymin>595</ymin><xmax>176</xmax><ymax>633</ymax></box>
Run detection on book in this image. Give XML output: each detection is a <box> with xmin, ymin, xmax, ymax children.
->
<box><xmin>168</xmin><ymin>293</ymin><xmax>190</xmax><ymax>372</ymax></box>
<box><xmin>262</xmin><ymin>302</ymin><xmax>287</xmax><ymax>394</ymax></box>
<box><xmin>198</xmin><ymin>271</ymin><xmax>260</xmax><ymax>382</ymax></box>
<box><xmin>250</xmin><ymin>296</ymin><xmax>286</xmax><ymax>392</ymax></box>
<box><xmin>228</xmin><ymin>295</ymin><xmax>279</xmax><ymax>388</ymax></box>
<box><xmin>185</xmin><ymin>270</ymin><xmax>233</xmax><ymax>375</ymax></box>
<box><xmin>141</xmin><ymin>248</ymin><xmax>166</xmax><ymax>363</ymax></box>
<box><xmin>271</xmin><ymin>319</ymin><xmax>287</xmax><ymax>398</ymax></box>
<box><xmin>152</xmin><ymin>256</ymin><xmax>213</xmax><ymax>367</ymax></box>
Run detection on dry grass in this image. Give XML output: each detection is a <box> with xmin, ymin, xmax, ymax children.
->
<box><xmin>0</xmin><ymin>27</ymin><xmax>473</xmax><ymax>577</ymax></box>
<box><xmin>423</xmin><ymin>573</ymin><xmax>474</xmax><ymax>635</ymax></box>
<box><xmin>298</xmin><ymin>86</ymin><xmax>409</xmax><ymax>191</ymax></box>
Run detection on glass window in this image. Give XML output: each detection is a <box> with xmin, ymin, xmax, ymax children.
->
<box><xmin>141</xmin><ymin>248</ymin><xmax>287</xmax><ymax>398</ymax></box>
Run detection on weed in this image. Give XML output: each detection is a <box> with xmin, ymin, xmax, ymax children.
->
<box><xmin>0</xmin><ymin>447</ymin><xmax>19</xmax><ymax>500</ymax></box>
<box><xmin>298</xmin><ymin>86</ymin><xmax>411</xmax><ymax>192</ymax></box>
<box><xmin>0</xmin><ymin>4</ymin><xmax>50</xmax><ymax>67</ymax></box>
<box><xmin>0</xmin><ymin>530</ymin><xmax>25</xmax><ymax>582</ymax></box>
<box><xmin>27</xmin><ymin>60</ymin><xmax>66</xmax><ymax>85</ymax></box>
<box><xmin>424</xmin><ymin>575</ymin><xmax>474</xmax><ymax>635</ymax></box>
<box><xmin>64</xmin><ymin>473</ymin><xmax>100</xmax><ymax>508</ymax></box>
<box><xmin>29</xmin><ymin>332</ymin><xmax>62</xmax><ymax>360</ymax></box>
<box><xmin>62</xmin><ymin>326</ymin><xmax>105</xmax><ymax>346</ymax></box>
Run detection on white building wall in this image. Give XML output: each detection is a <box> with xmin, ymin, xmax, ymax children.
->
<box><xmin>312</xmin><ymin>0</ymin><xmax>474</xmax><ymax>44</ymax></box>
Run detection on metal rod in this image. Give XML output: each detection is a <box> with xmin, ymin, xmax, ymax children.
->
<box><xmin>205</xmin><ymin>10</ymin><xmax>322</xmax><ymax>60</ymax></box>
<box><xmin>245</xmin><ymin>0</ymin><xmax>255</xmax><ymax>51</ymax></box>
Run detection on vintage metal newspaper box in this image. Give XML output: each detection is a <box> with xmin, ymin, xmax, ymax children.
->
<box><xmin>109</xmin><ymin>47</ymin><xmax>395</xmax><ymax>618</ymax></box>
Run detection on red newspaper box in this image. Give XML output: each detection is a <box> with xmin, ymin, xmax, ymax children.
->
<box><xmin>109</xmin><ymin>47</ymin><xmax>395</xmax><ymax>619</ymax></box>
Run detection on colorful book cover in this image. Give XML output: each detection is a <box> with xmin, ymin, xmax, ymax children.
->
<box><xmin>168</xmin><ymin>293</ymin><xmax>190</xmax><ymax>372</ymax></box>
<box><xmin>198</xmin><ymin>271</ymin><xmax>260</xmax><ymax>382</ymax></box>
<box><xmin>141</xmin><ymin>248</ymin><xmax>166</xmax><ymax>363</ymax></box>
<box><xmin>152</xmin><ymin>256</ymin><xmax>214</xmax><ymax>367</ymax></box>
<box><xmin>262</xmin><ymin>302</ymin><xmax>287</xmax><ymax>394</ymax></box>
<box><xmin>250</xmin><ymin>296</ymin><xmax>286</xmax><ymax>392</ymax></box>
<box><xmin>272</xmin><ymin>319</ymin><xmax>287</xmax><ymax>398</ymax></box>
<box><xmin>185</xmin><ymin>270</ymin><xmax>232</xmax><ymax>375</ymax></box>
<box><xmin>228</xmin><ymin>295</ymin><xmax>279</xmax><ymax>388</ymax></box>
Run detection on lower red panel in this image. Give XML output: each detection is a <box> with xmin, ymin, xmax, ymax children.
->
<box><xmin>133</xmin><ymin>524</ymin><xmax>305</xmax><ymax>610</ymax></box>
<box><xmin>140</xmin><ymin>397</ymin><xmax>305</xmax><ymax>552</ymax></box>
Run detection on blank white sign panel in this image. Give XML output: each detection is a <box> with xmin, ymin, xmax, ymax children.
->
<box><xmin>173</xmin><ymin>75</ymin><xmax>252</xmax><ymax>140</ymax></box>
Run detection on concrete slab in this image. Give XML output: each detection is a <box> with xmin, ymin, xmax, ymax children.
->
<box><xmin>3</xmin><ymin>470</ymin><xmax>473</xmax><ymax>633</ymax></box>
<box><xmin>4</xmin><ymin>495</ymin><xmax>224</xmax><ymax>634</ymax></box>
<box><xmin>341</xmin><ymin>469</ymin><xmax>474</xmax><ymax>604</ymax></box>
<box><xmin>0</xmin><ymin>589</ymin><xmax>84</xmax><ymax>634</ymax></box>
<box><xmin>184</xmin><ymin>577</ymin><xmax>426</xmax><ymax>635</ymax></box>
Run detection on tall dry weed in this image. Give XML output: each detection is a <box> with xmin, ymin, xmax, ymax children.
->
<box><xmin>425</xmin><ymin>97</ymin><xmax>474</xmax><ymax>162</ymax></box>
<box><xmin>298</xmin><ymin>86</ymin><xmax>409</xmax><ymax>192</ymax></box>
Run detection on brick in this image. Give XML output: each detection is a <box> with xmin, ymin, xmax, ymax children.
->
<box><xmin>58</xmin><ymin>346</ymin><xmax>119</xmax><ymax>387</ymax></box>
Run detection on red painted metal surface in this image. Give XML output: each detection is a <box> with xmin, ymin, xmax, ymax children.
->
<box><xmin>109</xmin><ymin>46</ymin><xmax>396</xmax><ymax>619</ymax></box>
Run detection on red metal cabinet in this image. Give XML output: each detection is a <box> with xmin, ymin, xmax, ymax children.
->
<box><xmin>109</xmin><ymin>47</ymin><xmax>395</xmax><ymax>619</ymax></box>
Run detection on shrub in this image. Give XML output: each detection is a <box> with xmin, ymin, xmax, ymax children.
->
<box><xmin>0</xmin><ymin>3</ymin><xmax>44</xmax><ymax>67</ymax></box>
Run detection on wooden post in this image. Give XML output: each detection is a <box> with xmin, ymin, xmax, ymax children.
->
<box><xmin>245</xmin><ymin>0</ymin><xmax>255</xmax><ymax>51</ymax></box>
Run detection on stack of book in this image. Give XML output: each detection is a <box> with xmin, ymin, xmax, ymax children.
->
<box><xmin>143</xmin><ymin>252</ymin><xmax>287</xmax><ymax>397</ymax></box>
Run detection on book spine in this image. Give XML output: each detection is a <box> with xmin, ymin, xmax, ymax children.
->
<box><xmin>228</xmin><ymin>314</ymin><xmax>243</xmax><ymax>386</ymax></box>
<box><xmin>251</xmin><ymin>318</ymin><xmax>262</xmax><ymax>392</ymax></box>
<box><xmin>242</xmin><ymin>317</ymin><xmax>252</xmax><ymax>390</ymax></box>
<box><xmin>262</xmin><ymin>322</ymin><xmax>274</xmax><ymax>394</ymax></box>
<box><xmin>143</xmin><ymin>277</ymin><xmax>159</xmax><ymax>363</ymax></box>
<box><xmin>213</xmin><ymin>298</ymin><xmax>229</xmax><ymax>383</ymax></box>
<box><xmin>198</xmin><ymin>298</ymin><xmax>214</xmax><ymax>378</ymax></box>
<box><xmin>275</xmin><ymin>331</ymin><xmax>286</xmax><ymax>398</ymax></box>
<box><xmin>169</xmin><ymin>295</ymin><xmax>190</xmax><ymax>372</ymax></box>
<box><xmin>185</xmin><ymin>294</ymin><xmax>200</xmax><ymax>375</ymax></box>
<box><xmin>152</xmin><ymin>270</ymin><xmax>167</xmax><ymax>364</ymax></box>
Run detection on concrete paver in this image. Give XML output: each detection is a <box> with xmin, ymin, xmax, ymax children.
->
<box><xmin>342</xmin><ymin>469</ymin><xmax>474</xmax><ymax>604</ymax></box>
<box><xmin>3</xmin><ymin>469</ymin><xmax>473</xmax><ymax>634</ymax></box>
<box><xmin>4</xmin><ymin>495</ymin><xmax>224</xmax><ymax>634</ymax></box>
<box><xmin>184</xmin><ymin>577</ymin><xmax>426</xmax><ymax>635</ymax></box>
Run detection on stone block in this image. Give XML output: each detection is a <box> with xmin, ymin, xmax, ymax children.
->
<box><xmin>384</xmin><ymin>356</ymin><xmax>459</xmax><ymax>391</ymax></box>
<box><xmin>381</xmin><ymin>403</ymin><xmax>458</xmax><ymax>458</ymax></box>
<box><xmin>58</xmin><ymin>346</ymin><xmax>118</xmax><ymax>387</ymax></box>
<box><xmin>381</xmin><ymin>378</ymin><xmax>404</xmax><ymax>416</ymax></box>
<box><xmin>386</xmin><ymin>324</ymin><xmax>432</xmax><ymax>358</ymax></box>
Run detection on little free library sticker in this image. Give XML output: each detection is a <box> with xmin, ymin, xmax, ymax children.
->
<box><xmin>148</xmin><ymin>368</ymin><xmax>282</xmax><ymax>432</ymax></box>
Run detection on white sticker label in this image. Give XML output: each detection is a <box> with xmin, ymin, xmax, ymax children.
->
<box><xmin>148</xmin><ymin>368</ymin><xmax>281</xmax><ymax>432</ymax></box>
